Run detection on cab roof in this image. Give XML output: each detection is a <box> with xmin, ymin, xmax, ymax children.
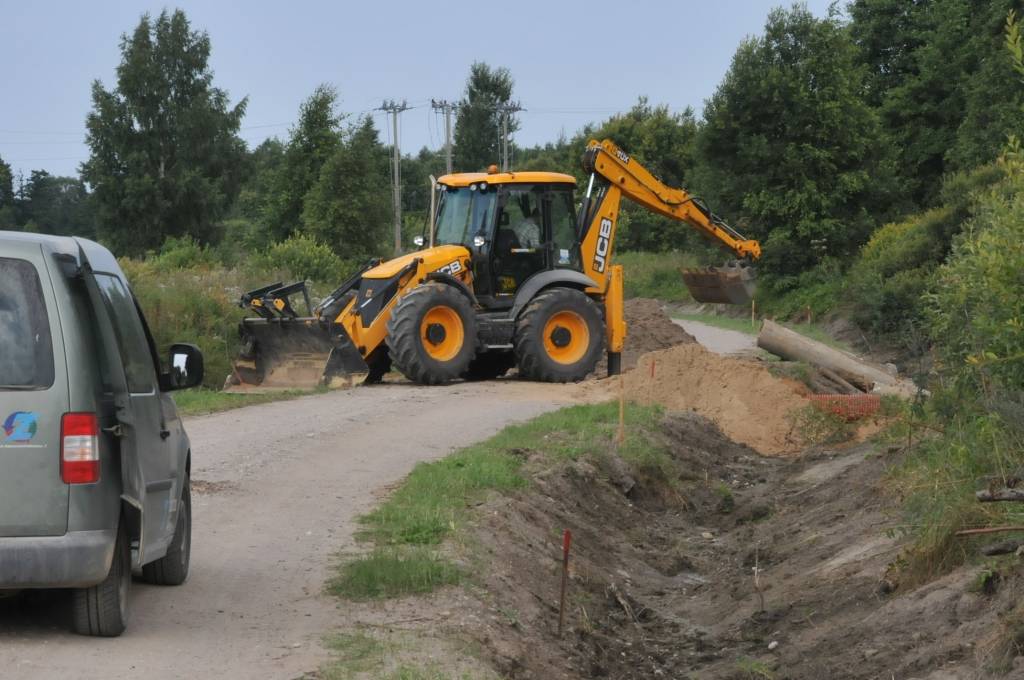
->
<box><xmin>437</xmin><ymin>171</ymin><xmax>576</xmax><ymax>187</ymax></box>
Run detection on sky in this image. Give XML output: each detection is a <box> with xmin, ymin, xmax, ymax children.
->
<box><xmin>0</xmin><ymin>0</ymin><xmax>836</xmax><ymax>181</ymax></box>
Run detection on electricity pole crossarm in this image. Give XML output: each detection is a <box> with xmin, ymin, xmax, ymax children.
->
<box><xmin>378</xmin><ymin>99</ymin><xmax>410</xmax><ymax>256</ymax></box>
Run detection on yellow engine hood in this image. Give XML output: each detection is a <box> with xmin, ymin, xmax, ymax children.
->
<box><xmin>363</xmin><ymin>245</ymin><xmax>472</xmax><ymax>279</ymax></box>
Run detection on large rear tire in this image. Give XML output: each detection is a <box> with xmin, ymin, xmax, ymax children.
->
<box><xmin>141</xmin><ymin>477</ymin><xmax>191</xmax><ymax>586</ymax></box>
<box><xmin>72</xmin><ymin>520</ymin><xmax>131</xmax><ymax>637</ymax></box>
<box><xmin>515</xmin><ymin>288</ymin><xmax>604</xmax><ymax>382</ymax></box>
<box><xmin>386</xmin><ymin>283</ymin><xmax>478</xmax><ymax>385</ymax></box>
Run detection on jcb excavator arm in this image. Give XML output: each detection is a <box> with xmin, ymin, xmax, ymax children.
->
<box><xmin>578</xmin><ymin>138</ymin><xmax>761</xmax><ymax>304</ymax></box>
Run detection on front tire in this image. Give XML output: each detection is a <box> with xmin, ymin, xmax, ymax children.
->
<box><xmin>141</xmin><ymin>477</ymin><xmax>191</xmax><ymax>586</ymax></box>
<box><xmin>72</xmin><ymin>520</ymin><xmax>131</xmax><ymax>637</ymax></box>
<box><xmin>386</xmin><ymin>283</ymin><xmax>478</xmax><ymax>385</ymax></box>
<box><xmin>515</xmin><ymin>288</ymin><xmax>604</xmax><ymax>382</ymax></box>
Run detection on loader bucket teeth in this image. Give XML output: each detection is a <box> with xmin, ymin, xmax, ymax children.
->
<box><xmin>681</xmin><ymin>262</ymin><xmax>757</xmax><ymax>305</ymax></box>
<box><xmin>227</xmin><ymin>317</ymin><xmax>367</xmax><ymax>391</ymax></box>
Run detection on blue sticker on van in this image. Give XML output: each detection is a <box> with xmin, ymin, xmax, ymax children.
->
<box><xmin>3</xmin><ymin>411</ymin><xmax>38</xmax><ymax>444</ymax></box>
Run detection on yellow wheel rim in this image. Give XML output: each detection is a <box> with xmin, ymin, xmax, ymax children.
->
<box><xmin>420</xmin><ymin>305</ymin><xmax>464</xmax><ymax>362</ymax></box>
<box><xmin>543</xmin><ymin>310</ymin><xmax>590</xmax><ymax>365</ymax></box>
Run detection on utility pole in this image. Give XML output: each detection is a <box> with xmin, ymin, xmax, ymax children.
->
<box><xmin>378</xmin><ymin>99</ymin><xmax>410</xmax><ymax>256</ymax></box>
<box><xmin>431</xmin><ymin>99</ymin><xmax>457</xmax><ymax>175</ymax></box>
<box><xmin>494</xmin><ymin>101</ymin><xmax>524</xmax><ymax>171</ymax></box>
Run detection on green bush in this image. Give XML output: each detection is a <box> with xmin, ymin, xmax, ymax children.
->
<box><xmin>121</xmin><ymin>258</ymin><xmax>251</xmax><ymax>390</ymax></box>
<box><xmin>250</xmin><ymin>233</ymin><xmax>355</xmax><ymax>282</ymax></box>
<box><xmin>150</xmin><ymin>236</ymin><xmax>219</xmax><ymax>271</ymax></box>
<box><xmin>758</xmin><ymin>260</ymin><xmax>845</xmax><ymax>319</ymax></box>
<box><xmin>892</xmin><ymin>151</ymin><xmax>1024</xmax><ymax>580</ymax></box>
<box><xmin>929</xmin><ymin>155</ymin><xmax>1024</xmax><ymax>395</ymax></box>
<box><xmin>845</xmin><ymin>163</ymin><xmax>1006</xmax><ymax>336</ymax></box>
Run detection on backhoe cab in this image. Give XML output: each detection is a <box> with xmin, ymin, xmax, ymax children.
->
<box><xmin>227</xmin><ymin>140</ymin><xmax>761</xmax><ymax>390</ymax></box>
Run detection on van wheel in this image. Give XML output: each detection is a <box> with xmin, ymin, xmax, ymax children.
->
<box><xmin>142</xmin><ymin>478</ymin><xmax>191</xmax><ymax>586</ymax></box>
<box><xmin>72</xmin><ymin>521</ymin><xmax>130</xmax><ymax>637</ymax></box>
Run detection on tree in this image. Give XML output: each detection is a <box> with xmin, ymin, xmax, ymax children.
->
<box><xmin>302</xmin><ymin>116</ymin><xmax>391</xmax><ymax>261</ymax></box>
<box><xmin>591</xmin><ymin>98</ymin><xmax>700</xmax><ymax>251</ymax></box>
<box><xmin>0</xmin><ymin>155</ymin><xmax>13</xmax><ymax>230</ymax></box>
<box><xmin>0</xmin><ymin>155</ymin><xmax>12</xmax><ymax>209</ymax></box>
<box><xmin>697</xmin><ymin>4</ymin><xmax>893</xmax><ymax>281</ymax></box>
<box><xmin>453</xmin><ymin>63</ymin><xmax>517</xmax><ymax>171</ymax></box>
<box><xmin>20</xmin><ymin>171</ymin><xmax>95</xmax><ymax>238</ymax></box>
<box><xmin>261</xmin><ymin>85</ymin><xmax>344</xmax><ymax>242</ymax></box>
<box><xmin>81</xmin><ymin>9</ymin><xmax>247</xmax><ymax>255</ymax></box>
<box><xmin>849</xmin><ymin>0</ymin><xmax>1024</xmax><ymax>207</ymax></box>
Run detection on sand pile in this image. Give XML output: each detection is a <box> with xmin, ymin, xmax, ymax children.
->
<box><xmin>625</xmin><ymin>343</ymin><xmax>807</xmax><ymax>455</ymax></box>
<box><xmin>594</xmin><ymin>298</ymin><xmax>695</xmax><ymax>375</ymax></box>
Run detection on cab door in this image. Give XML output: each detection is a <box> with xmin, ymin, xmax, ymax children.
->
<box><xmin>77</xmin><ymin>241</ymin><xmax>175</xmax><ymax>566</ymax></box>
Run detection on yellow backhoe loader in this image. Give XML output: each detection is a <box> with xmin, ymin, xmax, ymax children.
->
<box><xmin>227</xmin><ymin>139</ymin><xmax>762</xmax><ymax>389</ymax></box>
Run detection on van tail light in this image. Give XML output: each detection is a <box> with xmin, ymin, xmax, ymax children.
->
<box><xmin>61</xmin><ymin>413</ymin><xmax>99</xmax><ymax>484</ymax></box>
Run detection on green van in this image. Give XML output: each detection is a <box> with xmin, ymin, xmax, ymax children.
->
<box><xmin>0</xmin><ymin>232</ymin><xmax>202</xmax><ymax>636</ymax></box>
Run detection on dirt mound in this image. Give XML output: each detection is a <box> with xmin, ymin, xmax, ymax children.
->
<box><xmin>593</xmin><ymin>298</ymin><xmax>694</xmax><ymax>376</ymax></box>
<box><xmin>625</xmin><ymin>343</ymin><xmax>807</xmax><ymax>455</ymax></box>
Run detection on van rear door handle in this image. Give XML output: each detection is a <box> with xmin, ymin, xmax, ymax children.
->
<box><xmin>102</xmin><ymin>424</ymin><xmax>124</xmax><ymax>438</ymax></box>
<box><xmin>159</xmin><ymin>429</ymin><xmax>170</xmax><ymax>440</ymax></box>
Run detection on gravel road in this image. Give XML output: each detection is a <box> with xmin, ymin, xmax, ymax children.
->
<box><xmin>0</xmin><ymin>380</ymin><xmax>580</xmax><ymax>680</ymax></box>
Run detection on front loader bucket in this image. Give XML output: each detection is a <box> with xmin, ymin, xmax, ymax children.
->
<box><xmin>227</xmin><ymin>317</ymin><xmax>367</xmax><ymax>391</ymax></box>
<box><xmin>681</xmin><ymin>262</ymin><xmax>757</xmax><ymax>305</ymax></box>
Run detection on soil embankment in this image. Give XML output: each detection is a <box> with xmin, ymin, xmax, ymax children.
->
<box><xmin>451</xmin><ymin>414</ymin><xmax>1014</xmax><ymax>679</ymax></box>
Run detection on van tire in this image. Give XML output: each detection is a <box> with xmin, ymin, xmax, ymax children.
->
<box><xmin>72</xmin><ymin>521</ymin><xmax>130</xmax><ymax>637</ymax></box>
<box><xmin>141</xmin><ymin>478</ymin><xmax>191</xmax><ymax>586</ymax></box>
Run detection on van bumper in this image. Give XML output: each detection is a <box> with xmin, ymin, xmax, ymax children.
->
<box><xmin>0</xmin><ymin>529</ymin><xmax>116</xmax><ymax>588</ymax></box>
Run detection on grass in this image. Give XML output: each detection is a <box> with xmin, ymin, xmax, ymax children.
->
<box><xmin>673</xmin><ymin>310</ymin><xmax>853</xmax><ymax>352</ymax></box>
<box><xmin>172</xmin><ymin>386</ymin><xmax>321</xmax><ymax>416</ymax></box>
<box><xmin>328</xmin><ymin>547</ymin><xmax>461</xmax><ymax>600</ymax></box>
<box><xmin>617</xmin><ymin>250</ymin><xmax>697</xmax><ymax>302</ymax></box>
<box><xmin>320</xmin><ymin>631</ymin><xmax>481</xmax><ymax>680</ymax></box>
<box><xmin>357</xmin><ymin>401</ymin><xmax>666</xmax><ymax>547</ymax></box>
<box><xmin>331</xmin><ymin>401</ymin><xmax>666</xmax><ymax>602</ymax></box>
<box><xmin>736</xmin><ymin>657</ymin><xmax>776</xmax><ymax>679</ymax></box>
<box><xmin>792</xmin><ymin>404</ymin><xmax>855</xmax><ymax>446</ymax></box>
<box><xmin>321</xmin><ymin>632</ymin><xmax>390</xmax><ymax>678</ymax></box>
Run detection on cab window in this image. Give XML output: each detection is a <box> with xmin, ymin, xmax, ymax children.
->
<box><xmin>0</xmin><ymin>257</ymin><xmax>54</xmax><ymax>390</ymax></box>
<box><xmin>94</xmin><ymin>274</ymin><xmax>157</xmax><ymax>394</ymax></box>
<box><xmin>435</xmin><ymin>186</ymin><xmax>497</xmax><ymax>246</ymax></box>
<box><xmin>548</xmin><ymin>190</ymin><xmax>580</xmax><ymax>269</ymax></box>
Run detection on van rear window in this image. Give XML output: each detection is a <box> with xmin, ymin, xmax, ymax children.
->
<box><xmin>0</xmin><ymin>257</ymin><xmax>55</xmax><ymax>390</ymax></box>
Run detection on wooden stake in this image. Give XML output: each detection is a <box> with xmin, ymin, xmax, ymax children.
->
<box><xmin>955</xmin><ymin>526</ymin><xmax>1024</xmax><ymax>537</ymax></box>
<box><xmin>558</xmin><ymin>530</ymin><xmax>572</xmax><ymax>637</ymax></box>
<box><xmin>617</xmin><ymin>372</ymin><xmax>625</xmax><ymax>446</ymax></box>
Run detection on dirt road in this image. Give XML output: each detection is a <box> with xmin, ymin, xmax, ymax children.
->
<box><xmin>0</xmin><ymin>380</ymin><xmax>581</xmax><ymax>680</ymax></box>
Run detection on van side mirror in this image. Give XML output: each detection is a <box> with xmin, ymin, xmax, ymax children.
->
<box><xmin>162</xmin><ymin>343</ymin><xmax>204</xmax><ymax>391</ymax></box>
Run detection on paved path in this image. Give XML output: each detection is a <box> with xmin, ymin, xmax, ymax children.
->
<box><xmin>673</xmin><ymin>318</ymin><xmax>759</xmax><ymax>356</ymax></box>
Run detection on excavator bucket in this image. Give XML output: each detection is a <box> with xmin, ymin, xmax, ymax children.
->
<box><xmin>226</xmin><ymin>283</ymin><xmax>367</xmax><ymax>391</ymax></box>
<box><xmin>681</xmin><ymin>261</ymin><xmax>757</xmax><ymax>305</ymax></box>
